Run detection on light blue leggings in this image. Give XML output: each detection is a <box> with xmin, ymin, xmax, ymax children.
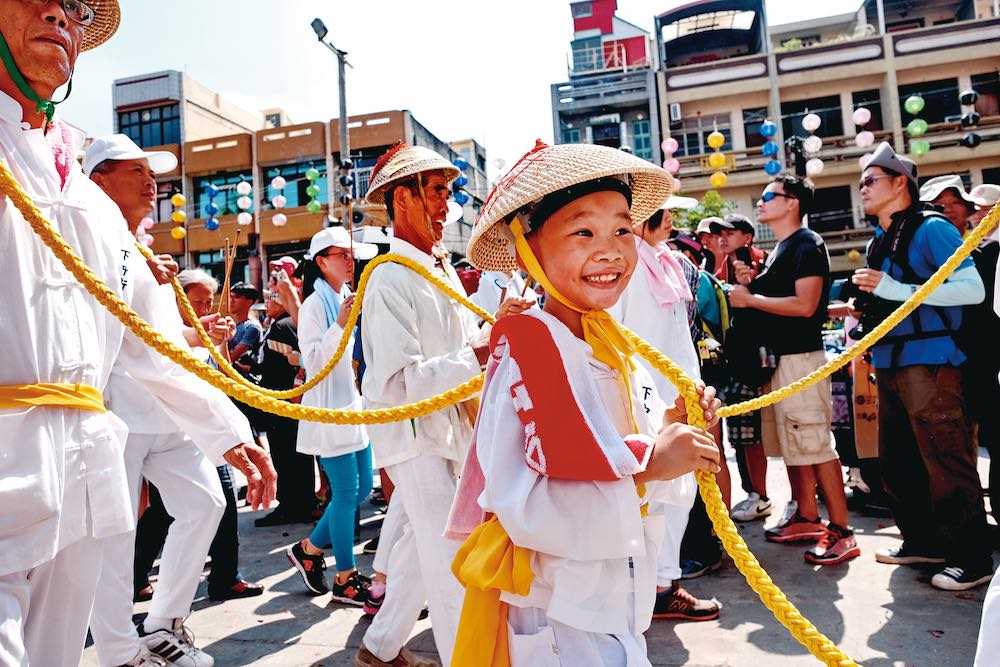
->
<box><xmin>308</xmin><ymin>445</ymin><xmax>373</xmax><ymax>572</ymax></box>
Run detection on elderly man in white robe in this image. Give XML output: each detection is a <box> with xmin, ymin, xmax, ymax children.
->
<box><xmin>0</xmin><ymin>3</ymin><xmax>274</xmax><ymax>665</ymax></box>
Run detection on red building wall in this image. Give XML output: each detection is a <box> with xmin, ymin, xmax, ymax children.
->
<box><xmin>603</xmin><ymin>36</ymin><xmax>647</xmax><ymax>66</ymax></box>
<box><xmin>572</xmin><ymin>0</ymin><xmax>616</xmax><ymax>34</ymax></box>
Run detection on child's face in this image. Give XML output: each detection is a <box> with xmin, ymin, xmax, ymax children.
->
<box><xmin>526</xmin><ymin>190</ymin><xmax>637</xmax><ymax>311</ymax></box>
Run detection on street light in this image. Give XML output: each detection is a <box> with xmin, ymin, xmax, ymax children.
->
<box><xmin>311</xmin><ymin>18</ymin><xmax>353</xmax><ymax>237</ymax></box>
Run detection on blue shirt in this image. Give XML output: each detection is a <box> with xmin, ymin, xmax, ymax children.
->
<box><xmin>869</xmin><ymin>215</ymin><xmax>973</xmax><ymax>369</ymax></box>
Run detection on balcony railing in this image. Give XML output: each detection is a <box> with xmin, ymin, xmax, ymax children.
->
<box><xmin>568</xmin><ymin>44</ymin><xmax>651</xmax><ymax>77</ymax></box>
<box><xmin>901</xmin><ymin>115</ymin><xmax>1000</xmax><ymax>152</ymax></box>
<box><xmin>553</xmin><ymin>69</ymin><xmax>654</xmax><ymax>110</ymax></box>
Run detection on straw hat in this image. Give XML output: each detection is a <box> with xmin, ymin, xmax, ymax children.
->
<box><xmin>467</xmin><ymin>141</ymin><xmax>672</xmax><ymax>272</ymax></box>
<box><xmin>365</xmin><ymin>143</ymin><xmax>460</xmax><ymax>206</ymax></box>
<box><xmin>82</xmin><ymin>0</ymin><xmax>121</xmax><ymax>51</ymax></box>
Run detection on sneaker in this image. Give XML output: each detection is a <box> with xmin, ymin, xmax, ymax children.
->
<box><xmin>364</xmin><ymin>579</ymin><xmax>386</xmax><ymax>616</ymax></box>
<box><xmin>931</xmin><ymin>566</ymin><xmax>994</xmax><ymax>591</ymax></box>
<box><xmin>845</xmin><ymin>467</ymin><xmax>871</xmax><ymax>495</ymax></box>
<box><xmin>764</xmin><ymin>513</ymin><xmax>827</xmax><ymax>543</ymax></box>
<box><xmin>874</xmin><ymin>543</ymin><xmax>946</xmax><ymax>565</ymax></box>
<box><xmin>363</xmin><ymin>536</ymin><xmax>380</xmax><ymax>555</ymax></box>
<box><xmin>207</xmin><ymin>579</ymin><xmax>264</xmax><ymax>601</ymax></box>
<box><xmin>139</xmin><ymin>619</ymin><xmax>213</xmax><ymax>667</ymax></box>
<box><xmin>805</xmin><ymin>525</ymin><xmax>861</xmax><ymax>565</ymax></box>
<box><xmin>652</xmin><ymin>583</ymin><xmax>721</xmax><ymax>621</ymax></box>
<box><xmin>286</xmin><ymin>542</ymin><xmax>329</xmax><ymax>595</ymax></box>
<box><xmin>680</xmin><ymin>557</ymin><xmax>723</xmax><ymax>580</ymax></box>
<box><xmin>134</xmin><ymin>583</ymin><xmax>155</xmax><ymax>603</ymax></box>
<box><xmin>731</xmin><ymin>492</ymin><xmax>772</xmax><ymax>522</ymax></box>
<box><xmin>353</xmin><ymin>645</ymin><xmax>437</xmax><ymax>667</ymax></box>
<box><xmin>330</xmin><ymin>571</ymin><xmax>375</xmax><ymax>607</ymax></box>
<box><xmin>778</xmin><ymin>500</ymin><xmax>799</xmax><ymax>526</ymax></box>
<box><xmin>118</xmin><ymin>645</ymin><xmax>169</xmax><ymax>666</ymax></box>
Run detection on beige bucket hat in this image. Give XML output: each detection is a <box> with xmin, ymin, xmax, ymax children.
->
<box><xmin>365</xmin><ymin>143</ymin><xmax>460</xmax><ymax>206</ymax></box>
<box><xmin>467</xmin><ymin>141</ymin><xmax>672</xmax><ymax>272</ymax></box>
<box><xmin>81</xmin><ymin>0</ymin><xmax>121</xmax><ymax>51</ymax></box>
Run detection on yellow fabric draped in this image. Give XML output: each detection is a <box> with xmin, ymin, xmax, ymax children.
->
<box><xmin>451</xmin><ymin>516</ymin><xmax>535</xmax><ymax>667</ymax></box>
<box><xmin>0</xmin><ymin>383</ymin><xmax>106</xmax><ymax>412</ymax></box>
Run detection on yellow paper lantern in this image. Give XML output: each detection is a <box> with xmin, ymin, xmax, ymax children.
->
<box><xmin>170</xmin><ymin>226</ymin><xmax>186</xmax><ymax>240</ymax></box>
<box><xmin>171</xmin><ymin>209</ymin><xmax>187</xmax><ymax>223</ymax></box>
<box><xmin>707</xmin><ymin>131</ymin><xmax>725</xmax><ymax>150</ymax></box>
<box><xmin>709</xmin><ymin>171</ymin><xmax>728</xmax><ymax>189</ymax></box>
<box><xmin>847</xmin><ymin>249</ymin><xmax>861</xmax><ymax>262</ymax></box>
<box><xmin>708</xmin><ymin>152</ymin><xmax>726</xmax><ymax>169</ymax></box>
<box><xmin>170</xmin><ymin>193</ymin><xmax>186</xmax><ymax>207</ymax></box>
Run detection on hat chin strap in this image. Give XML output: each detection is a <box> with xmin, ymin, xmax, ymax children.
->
<box><xmin>414</xmin><ymin>173</ymin><xmax>441</xmax><ymax>249</ymax></box>
<box><xmin>0</xmin><ymin>29</ymin><xmax>72</xmax><ymax>124</ymax></box>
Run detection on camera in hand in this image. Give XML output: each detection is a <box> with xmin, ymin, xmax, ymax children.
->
<box><xmin>840</xmin><ymin>280</ymin><xmax>895</xmax><ymax>341</ymax></box>
<box><xmin>734</xmin><ymin>246</ymin><xmax>752</xmax><ymax>266</ymax></box>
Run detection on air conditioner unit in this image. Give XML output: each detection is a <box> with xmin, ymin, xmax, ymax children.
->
<box><xmin>669</xmin><ymin>103</ymin><xmax>682</xmax><ymax>123</ymax></box>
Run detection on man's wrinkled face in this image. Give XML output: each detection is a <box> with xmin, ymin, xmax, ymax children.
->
<box><xmin>859</xmin><ymin>167</ymin><xmax>906</xmax><ymax>217</ymax></box>
<box><xmin>186</xmin><ymin>284</ymin><xmax>214</xmax><ymax>318</ymax></box>
<box><xmin>393</xmin><ymin>171</ymin><xmax>452</xmax><ymax>251</ymax></box>
<box><xmin>933</xmin><ymin>190</ymin><xmax>972</xmax><ymax>232</ymax></box>
<box><xmin>719</xmin><ymin>228</ymin><xmax>752</xmax><ymax>255</ymax></box>
<box><xmin>90</xmin><ymin>159</ymin><xmax>157</xmax><ymax>230</ymax></box>
<box><xmin>0</xmin><ymin>1</ymin><xmax>84</xmax><ymax>97</ymax></box>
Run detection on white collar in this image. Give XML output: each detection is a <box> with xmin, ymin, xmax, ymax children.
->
<box><xmin>0</xmin><ymin>89</ymin><xmax>27</xmax><ymax>127</ymax></box>
<box><xmin>389</xmin><ymin>237</ymin><xmax>439</xmax><ymax>270</ymax></box>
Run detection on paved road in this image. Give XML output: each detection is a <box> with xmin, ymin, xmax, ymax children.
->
<box><xmin>82</xmin><ymin>452</ymin><xmax>995</xmax><ymax>666</ymax></box>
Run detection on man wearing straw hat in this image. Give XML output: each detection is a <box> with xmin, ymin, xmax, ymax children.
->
<box><xmin>354</xmin><ymin>143</ymin><xmax>530</xmax><ymax>667</ymax></box>
<box><xmin>0</xmin><ymin>3</ymin><xmax>274</xmax><ymax>664</ymax></box>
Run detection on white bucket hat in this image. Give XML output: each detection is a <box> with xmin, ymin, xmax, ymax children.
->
<box><xmin>919</xmin><ymin>174</ymin><xmax>975</xmax><ymax>206</ymax></box>
<box><xmin>466</xmin><ymin>141</ymin><xmax>672</xmax><ymax>272</ymax></box>
<box><xmin>365</xmin><ymin>143</ymin><xmax>460</xmax><ymax>206</ymax></box>
<box><xmin>969</xmin><ymin>183</ymin><xmax>1000</xmax><ymax>208</ymax></box>
<box><xmin>305</xmin><ymin>226</ymin><xmax>378</xmax><ymax>261</ymax></box>
<box><xmin>83</xmin><ymin>134</ymin><xmax>177</xmax><ymax>177</ymax></box>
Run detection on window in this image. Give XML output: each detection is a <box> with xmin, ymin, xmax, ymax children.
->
<box><xmin>983</xmin><ymin>167</ymin><xmax>1000</xmax><ymax>186</ymax></box>
<box><xmin>971</xmin><ymin>72</ymin><xmax>1000</xmax><ymax>118</ymax></box>
<box><xmin>197</xmin><ymin>170</ymin><xmax>254</xmax><ymax>218</ymax></box>
<box><xmin>571</xmin><ymin>2</ymin><xmax>592</xmax><ymax>18</ymax></box>
<box><xmin>742</xmin><ymin>107</ymin><xmax>768</xmax><ymax>148</ymax></box>
<box><xmin>592</xmin><ymin>123</ymin><xmax>621</xmax><ymax>147</ymax></box>
<box><xmin>809</xmin><ymin>186</ymin><xmax>854</xmax><ymax>234</ymax></box>
<box><xmin>781</xmin><ymin>96</ymin><xmax>843</xmax><ymax>139</ymax></box>
<box><xmin>261</xmin><ymin>162</ymin><xmax>329</xmax><ymax>210</ymax></box>
<box><xmin>851</xmin><ymin>90</ymin><xmax>884</xmax><ymax>132</ymax></box>
<box><xmin>572</xmin><ymin>37</ymin><xmax>601</xmax><ymax>72</ymax></box>
<box><xmin>674</xmin><ymin>114</ymin><xmax>732</xmax><ymax>157</ymax></box>
<box><xmin>196</xmin><ymin>247</ymin><xmax>250</xmax><ymax>288</ymax></box>
<box><xmin>155</xmin><ymin>180</ymin><xmax>181</xmax><ymax>223</ymax></box>
<box><xmin>265</xmin><ymin>112</ymin><xmax>282</xmax><ymax>128</ymax></box>
<box><xmin>898</xmin><ymin>78</ymin><xmax>960</xmax><ymax>125</ymax></box>
<box><xmin>118</xmin><ymin>103</ymin><xmax>180</xmax><ymax>148</ymax></box>
<box><xmin>631</xmin><ymin>120</ymin><xmax>653</xmax><ymax>160</ymax></box>
<box><xmin>561</xmin><ymin>128</ymin><xmax>582</xmax><ymax>144</ymax></box>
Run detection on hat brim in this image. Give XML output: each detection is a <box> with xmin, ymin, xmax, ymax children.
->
<box><xmin>662</xmin><ymin>195</ymin><xmax>698</xmax><ymax>210</ymax></box>
<box><xmin>305</xmin><ymin>241</ymin><xmax>379</xmax><ymax>261</ymax></box>
<box><xmin>920</xmin><ymin>184</ymin><xmax>976</xmax><ymax>206</ymax></box>
<box><xmin>81</xmin><ymin>0</ymin><xmax>121</xmax><ymax>51</ymax></box>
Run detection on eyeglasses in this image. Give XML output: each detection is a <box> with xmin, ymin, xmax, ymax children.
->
<box><xmin>858</xmin><ymin>175</ymin><xmax>896</xmax><ymax>191</ymax></box>
<box><xmin>60</xmin><ymin>0</ymin><xmax>96</xmax><ymax>27</ymax></box>
<box><xmin>759</xmin><ymin>191</ymin><xmax>795</xmax><ymax>203</ymax></box>
<box><xmin>318</xmin><ymin>250</ymin><xmax>353</xmax><ymax>262</ymax></box>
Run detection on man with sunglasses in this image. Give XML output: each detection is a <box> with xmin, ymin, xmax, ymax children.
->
<box><xmin>851</xmin><ymin>142</ymin><xmax>993</xmax><ymax>591</ymax></box>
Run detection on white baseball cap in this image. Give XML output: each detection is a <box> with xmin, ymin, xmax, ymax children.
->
<box><xmin>305</xmin><ymin>226</ymin><xmax>378</xmax><ymax>261</ymax></box>
<box><xmin>83</xmin><ymin>134</ymin><xmax>178</xmax><ymax>177</ymax></box>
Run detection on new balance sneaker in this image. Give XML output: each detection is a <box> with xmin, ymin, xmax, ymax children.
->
<box><xmin>652</xmin><ymin>583</ymin><xmax>721</xmax><ymax>621</ymax></box>
<box><xmin>764</xmin><ymin>513</ymin><xmax>827</xmax><ymax>543</ymax></box>
<box><xmin>330</xmin><ymin>570</ymin><xmax>375</xmax><ymax>607</ymax></box>
<box><xmin>680</xmin><ymin>556</ymin><xmax>724</xmax><ymax>580</ymax></box>
<box><xmin>139</xmin><ymin>618</ymin><xmax>213</xmax><ymax>667</ymax></box>
<box><xmin>364</xmin><ymin>578</ymin><xmax>386</xmax><ymax>616</ymax></box>
<box><xmin>353</xmin><ymin>646</ymin><xmax>437</xmax><ymax>667</ymax></box>
<box><xmin>874</xmin><ymin>543</ymin><xmax>946</xmax><ymax>565</ymax></box>
<box><xmin>118</xmin><ymin>645</ymin><xmax>169</xmax><ymax>667</ymax></box>
<box><xmin>731</xmin><ymin>492</ymin><xmax>772</xmax><ymax>522</ymax></box>
<box><xmin>930</xmin><ymin>566</ymin><xmax>994</xmax><ymax>591</ymax></box>
<box><xmin>805</xmin><ymin>524</ymin><xmax>861</xmax><ymax>565</ymax></box>
<box><xmin>286</xmin><ymin>541</ymin><xmax>329</xmax><ymax>595</ymax></box>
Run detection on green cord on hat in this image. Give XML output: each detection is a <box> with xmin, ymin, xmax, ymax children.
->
<box><xmin>0</xmin><ymin>29</ymin><xmax>72</xmax><ymax>124</ymax></box>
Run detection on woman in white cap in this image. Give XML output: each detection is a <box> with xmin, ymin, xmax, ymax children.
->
<box><xmin>285</xmin><ymin>227</ymin><xmax>383</xmax><ymax>610</ymax></box>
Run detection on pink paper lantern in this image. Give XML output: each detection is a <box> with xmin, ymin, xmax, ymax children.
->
<box><xmin>673</xmin><ymin>177</ymin><xmax>683</xmax><ymax>192</ymax></box>
<box><xmin>859</xmin><ymin>153</ymin><xmax>874</xmax><ymax>170</ymax></box>
<box><xmin>662</xmin><ymin>157</ymin><xmax>681</xmax><ymax>175</ymax></box>
<box><xmin>661</xmin><ymin>137</ymin><xmax>679</xmax><ymax>155</ymax></box>
<box><xmin>143</xmin><ymin>234</ymin><xmax>154</xmax><ymax>247</ymax></box>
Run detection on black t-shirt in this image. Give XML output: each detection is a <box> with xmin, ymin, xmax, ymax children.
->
<box><xmin>748</xmin><ymin>228</ymin><xmax>831</xmax><ymax>355</ymax></box>
<box><xmin>255</xmin><ymin>314</ymin><xmax>299</xmax><ymax>391</ymax></box>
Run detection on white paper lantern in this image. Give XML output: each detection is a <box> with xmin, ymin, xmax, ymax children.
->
<box><xmin>805</xmin><ymin>158</ymin><xmax>824</xmax><ymax>176</ymax></box>
<box><xmin>236</xmin><ymin>181</ymin><xmax>252</xmax><ymax>196</ymax></box>
<box><xmin>801</xmin><ymin>113</ymin><xmax>822</xmax><ymax>133</ymax></box>
<box><xmin>803</xmin><ymin>135</ymin><xmax>823</xmax><ymax>156</ymax></box>
<box><xmin>270</xmin><ymin>176</ymin><xmax>287</xmax><ymax>190</ymax></box>
<box><xmin>237</xmin><ymin>196</ymin><xmax>252</xmax><ymax>211</ymax></box>
<box><xmin>237</xmin><ymin>212</ymin><xmax>252</xmax><ymax>226</ymax></box>
<box><xmin>852</xmin><ymin>107</ymin><xmax>872</xmax><ymax>127</ymax></box>
<box><xmin>855</xmin><ymin>131</ymin><xmax>875</xmax><ymax>149</ymax></box>
<box><xmin>272</xmin><ymin>213</ymin><xmax>288</xmax><ymax>227</ymax></box>
<box><xmin>859</xmin><ymin>153</ymin><xmax>874</xmax><ymax>170</ymax></box>
<box><xmin>271</xmin><ymin>195</ymin><xmax>287</xmax><ymax>209</ymax></box>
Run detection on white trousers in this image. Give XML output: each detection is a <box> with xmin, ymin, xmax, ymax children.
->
<box><xmin>90</xmin><ymin>432</ymin><xmax>225</xmax><ymax>666</ymax></box>
<box><xmin>975</xmin><ymin>569</ymin><xmax>1000</xmax><ymax>666</ymax></box>
<box><xmin>655</xmin><ymin>502</ymin><xmax>693</xmax><ymax>588</ymax></box>
<box><xmin>0</xmin><ymin>535</ymin><xmax>104</xmax><ymax>666</ymax></box>
<box><xmin>362</xmin><ymin>455</ymin><xmax>464</xmax><ymax>666</ymax></box>
<box><xmin>372</xmin><ymin>490</ymin><xmax>405</xmax><ymax>575</ymax></box>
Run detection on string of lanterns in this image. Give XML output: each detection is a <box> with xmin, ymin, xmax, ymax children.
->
<box><xmin>759</xmin><ymin>120</ymin><xmax>781</xmax><ymax>176</ymax></box>
<box><xmin>660</xmin><ymin>137</ymin><xmax>682</xmax><ymax>193</ymax></box>
<box><xmin>270</xmin><ymin>175</ymin><xmax>288</xmax><ymax>227</ymax></box>
<box><xmin>959</xmin><ymin>89</ymin><xmax>982</xmax><ymax>149</ymax></box>
<box><xmin>170</xmin><ymin>192</ymin><xmax>186</xmax><ymax>240</ymax></box>
<box><xmin>304</xmin><ymin>167</ymin><xmax>323</xmax><ymax>213</ymax></box>
<box><xmin>235</xmin><ymin>180</ymin><xmax>253</xmax><ymax>226</ymax></box>
<box><xmin>853</xmin><ymin>106</ymin><xmax>876</xmax><ymax>170</ymax></box>
<box><xmin>706</xmin><ymin>129</ymin><xmax>728</xmax><ymax>189</ymax></box>
<box><xmin>903</xmin><ymin>94</ymin><xmax>931</xmax><ymax>158</ymax></box>
<box><xmin>452</xmin><ymin>156</ymin><xmax>471</xmax><ymax>206</ymax></box>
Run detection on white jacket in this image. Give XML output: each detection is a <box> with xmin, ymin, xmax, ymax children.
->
<box><xmin>296</xmin><ymin>289</ymin><xmax>367</xmax><ymax>458</ymax></box>
<box><xmin>360</xmin><ymin>238</ymin><xmax>481</xmax><ymax>469</ymax></box>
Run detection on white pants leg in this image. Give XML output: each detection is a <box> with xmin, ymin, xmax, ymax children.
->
<box><xmin>362</xmin><ymin>455</ymin><xmax>464</xmax><ymax>666</ymax></box>
<box><xmin>975</xmin><ymin>569</ymin><xmax>1000</xmax><ymax>666</ymax></box>
<box><xmin>90</xmin><ymin>433</ymin><xmax>225</xmax><ymax>666</ymax></box>
<box><xmin>655</xmin><ymin>502</ymin><xmax>692</xmax><ymax>588</ymax></box>
<box><xmin>372</xmin><ymin>492</ymin><xmax>404</xmax><ymax>575</ymax></box>
<box><xmin>0</xmin><ymin>536</ymin><xmax>105</xmax><ymax>667</ymax></box>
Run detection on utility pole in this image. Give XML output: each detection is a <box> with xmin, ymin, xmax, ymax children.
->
<box><xmin>311</xmin><ymin>18</ymin><xmax>353</xmax><ymax>237</ymax></box>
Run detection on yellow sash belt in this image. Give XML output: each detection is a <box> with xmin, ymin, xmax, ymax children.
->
<box><xmin>0</xmin><ymin>383</ymin><xmax>106</xmax><ymax>412</ymax></box>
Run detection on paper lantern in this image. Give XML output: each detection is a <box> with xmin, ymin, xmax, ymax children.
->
<box><xmin>170</xmin><ymin>193</ymin><xmax>186</xmax><ymax>207</ymax></box>
<box><xmin>305</xmin><ymin>167</ymin><xmax>321</xmax><ymax>181</ymax></box>
<box><xmin>272</xmin><ymin>213</ymin><xmax>288</xmax><ymax>226</ymax></box>
<box><xmin>143</xmin><ymin>235</ymin><xmax>155</xmax><ymax>247</ymax></box>
<box><xmin>455</xmin><ymin>174</ymin><xmax>469</xmax><ymax>188</ymax></box>
<box><xmin>760</xmin><ymin>120</ymin><xmax>777</xmax><ymax>138</ymax></box>
<box><xmin>852</xmin><ymin>107</ymin><xmax>872</xmax><ymax>127</ymax></box>
<box><xmin>305</xmin><ymin>184</ymin><xmax>320</xmax><ymax>198</ymax></box>
<box><xmin>205</xmin><ymin>218</ymin><xmax>220</xmax><ymax>231</ymax></box>
<box><xmin>906</xmin><ymin>118</ymin><xmax>928</xmax><ymax>138</ymax></box>
<box><xmin>859</xmin><ymin>153</ymin><xmax>874</xmax><ymax>170</ymax></box>
<box><xmin>306</xmin><ymin>200</ymin><xmax>323</xmax><ymax>213</ymax></box>
<box><xmin>204</xmin><ymin>184</ymin><xmax>220</xmax><ymax>198</ymax></box>
<box><xmin>855</xmin><ymin>131</ymin><xmax>875</xmax><ymax>149</ymax></box>
<box><xmin>761</xmin><ymin>141</ymin><xmax>779</xmax><ymax>157</ymax></box>
<box><xmin>960</xmin><ymin>133</ymin><xmax>982</xmax><ymax>149</ymax></box>
<box><xmin>847</xmin><ymin>249</ymin><xmax>861</xmax><ymax>262</ymax></box>
<box><xmin>708</xmin><ymin>152</ymin><xmax>726</xmax><ymax>169</ymax></box>
<box><xmin>235</xmin><ymin>181</ymin><xmax>252</xmax><ymax>196</ymax></box>
<box><xmin>454</xmin><ymin>191</ymin><xmax>470</xmax><ymax>206</ymax></box>
<box><xmin>909</xmin><ymin>139</ymin><xmax>931</xmax><ymax>158</ymax></box>
<box><xmin>236</xmin><ymin>196</ymin><xmax>252</xmax><ymax>211</ymax></box>
<box><xmin>959</xmin><ymin>89</ymin><xmax>979</xmax><ymax>106</ymax></box>
<box><xmin>961</xmin><ymin>111</ymin><xmax>981</xmax><ymax>128</ymax></box>
<box><xmin>801</xmin><ymin>113</ymin><xmax>822</xmax><ymax>132</ymax></box>
<box><xmin>706</xmin><ymin>131</ymin><xmax>725</xmax><ymax>150</ymax></box>
<box><xmin>453</xmin><ymin>157</ymin><xmax>469</xmax><ymax>171</ymax></box>
<box><xmin>709</xmin><ymin>171</ymin><xmax>728</xmax><ymax>189</ymax></box>
<box><xmin>904</xmin><ymin>95</ymin><xmax>925</xmax><ymax>115</ymax></box>
<box><xmin>139</xmin><ymin>216</ymin><xmax>155</xmax><ymax>230</ymax></box>
<box><xmin>171</xmin><ymin>209</ymin><xmax>186</xmax><ymax>223</ymax></box>
<box><xmin>205</xmin><ymin>202</ymin><xmax>220</xmax><ymax>217</ymax></box>
<box><xmin>271</xmin><ymin>195</ymin><xmax>287</xmax><ymax>209</ymax></box>
<box><xmin>237</xmin><ymin>212</ymin><xmax>253</xmax><ymax>225</ymax></box>
<box><xmin>805</xmin><ymin>158</ymin><xmax>824</xmax><ymax>176</ymax></box>
<box><xmin>673</xmin><ymin>177</ymin><xmax>682</xmax><ymax>192</ymax></box>
<box><xmin>270</xmin><ymin>176</ymin><xmax>287</xmax><ymax>190</ymax></box>
<box><xmin>803</xmin><ymin>135</ymin><xmax>823</xmax><ymax>155</ymax></box>
<box><xmin>170</xmin><ymin>226</ymin><xmax>186</xmax><ymax>240</ymax></box>
<box><xmin>764</xmin><ymin>160</ymin><xmax>782</xmax><ymax>175</ymax></box>
<box><xmin>662</xmin><ymin>157</ymin><xmax>680</xmax><ymax>174</ymax></box>
<box><xmin>661</xmin><ymin>137</ymin><xmax>679</xmax><ymax>154</ymax></box>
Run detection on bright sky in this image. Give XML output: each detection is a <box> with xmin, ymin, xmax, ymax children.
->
<box><xmin>61</xmin><ymin>0</ymin><xmax>861</xmax><ymax>178</ymax></box>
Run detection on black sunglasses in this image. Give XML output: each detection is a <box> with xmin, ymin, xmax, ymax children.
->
<box><xmin>759</xmin><ymin>191</ymin><xmax>795</xmax><ymax>203</ymax></box>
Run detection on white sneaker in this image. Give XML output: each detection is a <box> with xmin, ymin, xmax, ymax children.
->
<box><xmin>140</xmin><ymin>618</ymin><xmax>214</xmax><ymax>667</ymax></box>
<box><xmin>777</xmin><ymin>500</ymin><xmax>799</xmax><ymax>527</ymax></box>
<box><xmin>845</xmin><ymin>467</ymin><xmax>871</xmax><ymax>495</ymax></box>
<box><xmin>120</xmin><ymin>646</ymin><xmax>169</xmax><ymax>666</ymax></box>
<box><xmin>731</xmin><ymin>492</ymin><xmax>772</xmax><ymax>522</ymax></box>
